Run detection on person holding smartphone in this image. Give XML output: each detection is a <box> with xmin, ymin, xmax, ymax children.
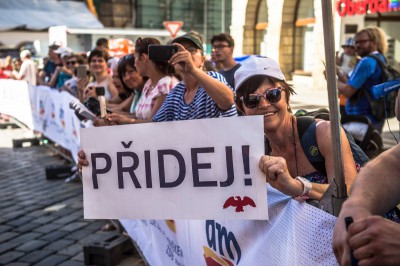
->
<box><xmin>106</xmin><ymin>37</ymin><xmax>179</xmax><ymax>124</ymax></box>
<box><xmin>150</xmin><ymin>33</ymin><xmax>237</xmax><ymax>122</ymax></box>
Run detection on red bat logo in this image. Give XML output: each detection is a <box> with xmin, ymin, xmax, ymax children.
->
<box><xmin>223</xmin><ymin>196</ymin><xmax>256</xmax><ymax>212</ymax></box>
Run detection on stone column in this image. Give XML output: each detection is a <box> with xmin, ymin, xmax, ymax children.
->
<box><xmin>230</xmin><ymin>0</ymin><xmax>248</xmax><ymax>57</ymax></box>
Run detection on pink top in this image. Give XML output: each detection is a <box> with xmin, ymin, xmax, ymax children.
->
<box><xmin>135</xmin><ymin>76</ymin><xmax>179</xmax><ymax>120</ymax></box>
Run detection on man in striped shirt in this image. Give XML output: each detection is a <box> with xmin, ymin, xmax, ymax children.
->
<box><xmin>153</xmin><ymin>33</ymin><xmax>237</xmax><ymax>122</ymax></box>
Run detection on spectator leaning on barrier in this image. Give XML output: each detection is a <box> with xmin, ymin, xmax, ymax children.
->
<box><xmin>337</xmin><ymin>27</ymin><xmax>388</xmax><ymax>133</ymax></box>
<box><xmin>336</xmin><ymin>37</ymin><xmax>360</xmax><ymax>117</ymax></box>
<box><xmin>211</xmin><ymin>33</ymin><xmax>241</xmax><ymax>89</ymax></box>
<box><xmin>235</xmin><ymin>56</ymin><xmax>357</xmax><ymax>201</ymax></box>
<box><xmin>11</xmin><ymin>50</ymin><xmax>37</xmax><ymax>86</ymax></box>
<box><xmin>333</xmin><ymin>143</ymin><xmax>400</xmax><ymax>266</ymax></box>
<box><xmin>107</xmin><ymin>37</ymin><xmax>179</xmax><ymax>124</ymax></box>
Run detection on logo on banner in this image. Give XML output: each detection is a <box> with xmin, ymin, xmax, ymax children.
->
<box><xmin>51</xmin><ymin>102</ymin><xmax>55</xmax><ymax>119</ymax></box>
<box><xmin>223</xmin><ymin>196</ymin><xmax>256</xmax><ymax>212</ymax></box>
<box><xmin>71</xmin><ymin>117</ymin><xmax>77</xmax><ymax>138</ymax></box>
<box><xmin>59</xmin><ymin>107</ymin><xmax>65</xmax><ymax>128</ymax></box>
<box><xmin>39</xmin><ymin>100</ymin><xmax>45</xmax><ymax>115</ymax></box>
<box><xmin>203</xmin><ymin>220</ymin><xmax>241</xmax><ymax>266</ymax></box>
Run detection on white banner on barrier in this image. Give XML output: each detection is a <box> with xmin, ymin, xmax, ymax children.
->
<box><xmin>121</xmin><ymin>186</ymin><xmax>339</xmax><ymax>266</ymax></box>
<box><xmin>0</xmin><ymin>79</ymin><xmax>34</xmax><ymax>129</ymax></box>
<box><xmin>80</xmin><ymin>116</ymin><xmax>268</xmax><ymax>220</ymax></box>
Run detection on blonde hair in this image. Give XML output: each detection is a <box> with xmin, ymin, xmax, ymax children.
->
<box><xmin>356</xmin><ymin>26</ymin><xmax>388</xmax><ymax>55</ymax></box>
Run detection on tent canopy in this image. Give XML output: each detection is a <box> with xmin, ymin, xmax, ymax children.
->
<box><xmin>0</xmin><ymin>0</ymin><xmax>104</xmax><ymax>31</ymax></box>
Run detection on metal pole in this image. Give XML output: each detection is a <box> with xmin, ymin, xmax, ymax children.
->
<box><xmin>221</xmin><ymin>0</ymin><xmax>226</xmax><ymax>32</ymax></box>
<box><xmin>319</xmin><ymin>0</ymin><xmax>347</xmax><ymax>216</ymax></box>
<box><xmin>204</xmin><ymin>0</ymin><xmax>208</xmax><ymax>42</ymax></box>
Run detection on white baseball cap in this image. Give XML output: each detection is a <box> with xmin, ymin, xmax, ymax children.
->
<box><xmin>20</xmin><ymin>50</ymin><xmax>31</xmax><ymax>59</ymax></box>
<box><xmin>234</xmin><ymin>56</ymin><xmax>286</xmax><ymax>91</ymax></box>
<box><xmin>54</xmin><ymin>47</ymin><xmax>72</xmax><ymax>58</ymax></box>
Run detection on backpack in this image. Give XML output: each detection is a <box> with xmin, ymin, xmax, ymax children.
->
<box><xmin>294</xmin><ymin>108</ymin><xmax>369</xmax><ymax>175</ymax></box>
<box><xmin>361</xmin><ymin>55</ymin><xmax>399</xmax><ymax>120</ymax></box>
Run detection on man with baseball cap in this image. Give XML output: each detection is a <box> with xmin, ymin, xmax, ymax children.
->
<box><xmin>11</xmin><ymin>50</ymin><xmax>37</xmax><ymax>86</ymax></box>
<box><xmin>150</xmin><ymin>33</ymin><xmax>237</xmax><ymax>122</ymax></box>
<box><xmin>336</xmin><ymin>37</ymin><xmax>359</xmax><ymax>117</ymax></box>
<box><xmin>38</xmin><ymin>43</ymin><xmax>63</xmax><ymax>85</ymax></box>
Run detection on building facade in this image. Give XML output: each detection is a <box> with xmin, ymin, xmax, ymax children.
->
<box><xmin>230</xmin><ymin>0</ymin><xmax>400</xmax><ymax>90</ymax></box>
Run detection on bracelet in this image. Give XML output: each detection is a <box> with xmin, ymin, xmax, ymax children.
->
<box><xmin>294</xmin><ymin>176</ymin><xmax>312</xmax><ymax>201</ymax></box>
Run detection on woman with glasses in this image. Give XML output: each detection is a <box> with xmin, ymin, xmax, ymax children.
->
<box><xmin>48</xmin><ymin>53</ymin><xmax>78</xmax><ymax>89</ymax></box>
<box><xmin>234</xmin><ymin>56</ymin><xmax>357</xmax><ymax>201</ymax></box>
<box><xmin>107</xmin><ymin>38</ymin><xmax>179</xmax><ymax>124</ymax></box>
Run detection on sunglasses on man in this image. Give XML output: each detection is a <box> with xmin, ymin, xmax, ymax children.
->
<box><xmin>240</xmin><ymin>87</ymin><xmax>283</xmax><ymax>109</ymax></box>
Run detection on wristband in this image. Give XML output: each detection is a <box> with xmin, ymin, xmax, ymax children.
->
<box><xmin>294</xmin><ymin>176</ymin><xmax>312</xmax><ymax>201</ymax></box>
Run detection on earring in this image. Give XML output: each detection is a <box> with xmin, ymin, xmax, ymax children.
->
<box><xmin>287</xmin><ymin>105</ymin><xmax>290</xmax><ymax>111</ymax></box>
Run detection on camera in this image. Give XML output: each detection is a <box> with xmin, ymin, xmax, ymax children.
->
<box><xmin>83</xmin><ymin>97</ymin><xmax>112</xmax><ymax>117</ymax></box>
<box><xmin>148</xmin><ymin>45</ymin><xmax>178</xmax><ymax>61</ymax></box>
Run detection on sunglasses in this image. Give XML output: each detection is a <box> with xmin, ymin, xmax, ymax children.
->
<box><xmin>66</xmin><ymin>61</ymin><xmax>77</xmax><ymax>65</ymax></box>
<box><xmin>240</xmin><ymin>87</ymin><xmax>283</xmax><ymax>109</ymax></box>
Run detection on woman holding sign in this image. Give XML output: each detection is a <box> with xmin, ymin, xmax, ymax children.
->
<box><xmin>234</xmin><ymin>56</ymin><xmax>358</xmax><ymax>201</ymax></box>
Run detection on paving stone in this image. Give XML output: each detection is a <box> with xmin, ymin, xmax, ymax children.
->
<box><xmin>72</xmin><ymin>252</ymin><xmax>84</xmax><ymax>262</ymax></box>
<box><xmin>11</xmin><ymin>232</ymin><xmax>42</xmax><ymax>244</ymax></box>
<box><xmin>31</xmin><ymin>215</ymin><xmax>57</xmax><ymax>224</ymax></box>
<box><xmin>0</xmin><ymin>251</ymin><xmax>25</xmax><ymax>265</ymax></box>
<box><xmin>18</xmin><ymin>250</ymin><xmax>55</xmax><ymax>264</ymax></box>
<box><xmin>2</xmin><ymin>210</ymin><xmax>25</xmax><ymax>220</ymax></box>
<box><xmin>58</xmin><ymin>243</ymin><xmax>83</xmax><ymax>257</ymax></box>
<box><xmin>40</xmin><ymin>230</ymin><xmax>69</xmax><ymax>242</ymax></box>
<box><xmin>5</xmin><ymin>262</ymin><xmax>30</xmax><ymax>266</ymax></box>
<box><xmin>5</xmin><ymin>216</ymin><xmax>35</xmax><ymax>227</ymax></box>
<box><xmin>36</xmin><ymin>254</ymin><xmax>69</xmax><ymax>266</ymax></box>
<box><xmin>0</xmin><ymin>232</ymin><xmax>19</xmax><ymax>243</ymax></box>
<box><xmin>0</xmin><ymin>225</ymin><xmax>12</xmax><ymax>234</ymax></box>
<box><xmin>15</xmin><ymin>240</ymin><xmax>49</xmax><ymax>253</ymax></box>
<box><xmin>0</xmin><ymin>242</ymin><xmax>20</xmax><ymax>254</ymax></box>
<box><xmin>60</xmin><ymin>222</ymin><xmax>88</xmax><ymax>232</ymax></box>
<box><xmin>53</xmin><ymin>213</ymin><xmax>83</xmax><ymax>224</ymax></box>
<box><xmin>33</xmin><ymin>223</ymin><xmax>62</xmax><ymax>234</ymax></box>
<box><xmin>59</xmin><ymin>260</ymin><xmax>84</xmax><ymax>266</ymax></box>
<box><xmin>43</xmin><ymin>239</ymin><xmax>74</xmax><ymax>251</ymax></box>
<box><xmin>82</xmin><ymin>220</ymin><xmax>105</xmax><ymax>231</ymax></box>
<box><xmin>14</xmin><ymin>223</ymin><xmax>41</xmax><ymax>234</ymax></box>
<box><xmin>64</xmin><ymin>229</ymin><xmax>94</xmax><ymax>241</ymax></box>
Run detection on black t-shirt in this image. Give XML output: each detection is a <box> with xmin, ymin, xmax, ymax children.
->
<box><xmin>218</xmin><ymin>63</ymin><xmax>241</xmax><ymax>89</ymax></box>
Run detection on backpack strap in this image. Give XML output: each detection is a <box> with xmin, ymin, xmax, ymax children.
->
<box><xmin>296</xmin><ymin>116</ymin><xmax>327</xmax><ymax>175</ymax></box>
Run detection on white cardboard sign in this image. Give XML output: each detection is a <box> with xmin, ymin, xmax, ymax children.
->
<box><xmin>80</xmin><ymin>116</ymin><xmax>268</xmax><ymax>220</ymax></box>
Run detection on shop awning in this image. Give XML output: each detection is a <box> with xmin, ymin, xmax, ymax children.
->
<box><xmin>0</xmin><ymin>0</ymin><xmax>103</xmax><ymax>31</ymax></box>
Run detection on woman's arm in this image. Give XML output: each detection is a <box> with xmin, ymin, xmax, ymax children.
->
<box><xmin>190</xmin><ymin>69</ymin><xmax>234</xmax><ymax>110</ymax></box>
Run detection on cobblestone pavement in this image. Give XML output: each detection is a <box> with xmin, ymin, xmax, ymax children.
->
<box><xmin>0</xmin><ymin>127</ymin><xmax>145</xmax><ymax>266</ymax></box>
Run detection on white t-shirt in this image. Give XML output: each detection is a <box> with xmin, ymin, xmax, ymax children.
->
<box><xmin>19</xmin><ymin>59</ymin><xmax>37</xmax><ymax>86</ymax></box>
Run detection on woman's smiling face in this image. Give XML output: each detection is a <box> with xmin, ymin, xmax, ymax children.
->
<box><xmin>242</xmin><ymin>79</ymin><xmax>289</xmax><ymax>133</ymax></box>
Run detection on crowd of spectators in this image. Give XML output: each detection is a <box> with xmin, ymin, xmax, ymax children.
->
<box><xmin>2</xmin><ymin>28</ymin><xmax>400</xmax><ymax>265</ymax></box>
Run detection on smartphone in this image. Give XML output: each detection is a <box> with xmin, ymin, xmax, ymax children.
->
<box><xmin>148</xmin><ymin>45</ymin><xmax>179</xmax><ymax>61</ymax></box>
<box><xmin>77</xmin><ymin>65</ymin><xmax>88</xmax><ymax>79</ymax></box>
